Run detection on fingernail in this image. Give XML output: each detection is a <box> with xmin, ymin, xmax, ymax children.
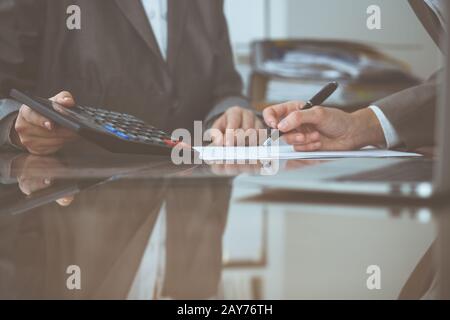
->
<box><xmin>278</xmin><ymin>121</ymin><xmax>287</xmax><ymax>131</ymax></box>
<box><xmin>44</xmin><ymin>178</ymin><xmax>51</xmax><ymax>185</ymax></box>
<box><xmin>270</xmin><ymin>121</ymin><xmax>277</xmax><ymax>128</ymax></box>
<box><xmin>44</xmin><ymin>121</ymin><xmax>52</xmax><ymax>130</ymax></box>
<box><xmin>57</xmin><ymin>96</ymin><xmax>71</xmax><ymax>104</ymax></box>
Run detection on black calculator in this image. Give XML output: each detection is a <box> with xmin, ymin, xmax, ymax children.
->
<box><xmin>10</xmin><ymin>89</ymin><xmax>181</xmax><ymax>155</ymax></box>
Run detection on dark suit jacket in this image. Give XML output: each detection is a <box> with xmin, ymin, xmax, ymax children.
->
<box><xmin>0</xmin><ymin>0</ymin><xmax>249</xmax><ymax>148</ymax></box>
<box><xmin>375</xmin><ymin>0</ymin><xmax>447</xmax><ymax>149</ymax></box>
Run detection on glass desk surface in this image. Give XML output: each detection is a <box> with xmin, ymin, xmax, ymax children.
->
<box><xmin>0</xmin><ymin>150</ymin><xmax>448</xmax><ymax>300</ymax></box>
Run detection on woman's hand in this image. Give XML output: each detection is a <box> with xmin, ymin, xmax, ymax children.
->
<box><xmin>11</xmin><ymin>91</ymin><xmax>79</xmax><ymax>155</ymax></box>
<box><xmin>263</xmin><ymin>101</ymin><xmax>386</xmax><ymax>151</ymax></box>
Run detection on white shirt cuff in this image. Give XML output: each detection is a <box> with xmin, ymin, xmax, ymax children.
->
<box><xmin>368</xmin><ymin>105</ymin><xmax>401</xmax><ymax>149</ymax></box>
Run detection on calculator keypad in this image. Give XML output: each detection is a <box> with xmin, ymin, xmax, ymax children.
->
<box><xmin>76</xmin><ymin>106</ymin><xmax>179</xmax><ymax>147</ymax></box>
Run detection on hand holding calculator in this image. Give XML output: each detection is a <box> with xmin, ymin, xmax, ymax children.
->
<box><xmin>10</xmin><ymin>89</ymin><xmax>181</xmax><ymax>155</ymax></box>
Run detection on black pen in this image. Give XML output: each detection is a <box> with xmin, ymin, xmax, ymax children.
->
<box><xmin>263</xmin><ymin>81</ymin><xmax>339</xmax><ymax>146</ymax></box>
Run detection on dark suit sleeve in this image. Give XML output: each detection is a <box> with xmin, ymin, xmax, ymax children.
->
<box><xmin>204</xmin><ymin>0</ymin><xmax>251</xmax><ymax>125</ymax></box>
<box><xmin>374</xmin><ymin>0</ymin><xmax>446</xmax><ymax>149</ymax></box>
<box><xmin>0</xmin><ymin>0</ymin><xmax>42</xmax><ymax>149</ymax></box>
<box><xmin>375</xmin><ymin>72</ymin><xmax>441</xmax><ymax>149</ymax></box>
<box><xmin>0</xmin><ymin>110</ymin><xmax>21</xmax><ymax>151</ymax></box>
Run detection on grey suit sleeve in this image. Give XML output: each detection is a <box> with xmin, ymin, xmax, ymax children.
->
<box><xmin>204</xmin><ymin>0</ymin><xmax>252</xmax><ymax>125</ymax></box>
<box><xmin>374</xmin><ymin>0</ymin><xmax>446</xmax><ymax>149</ymax></box>
<box><xmin>0</xmin><ymin>0</ymin><xmax>42</xmax><ymax>150</ymax></box>
<box><xmin>0</xmin><ymin>99</ymin><xmax>21</xmax><ymax>150</ymax></box>
<box><xmin>375</xmin><ymin>71</ymin><xmax>441</xmax><ymax>149</ymax></box>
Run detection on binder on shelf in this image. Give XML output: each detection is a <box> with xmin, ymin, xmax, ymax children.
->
<box><xmin>249</xmin><ymin>39</ymin><xmax>420</xmax><ymax>111</ymax></box>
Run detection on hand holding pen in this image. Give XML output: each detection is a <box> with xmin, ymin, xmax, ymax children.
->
<box><xmin>263</xmin><ymin>82</ymin><xmax>339</xmax><ymax>147</ymax></box>
<box><xmin>261</xmin><ymin>81</ymin><xmax>385</xmax><ymax>152</ymax></box>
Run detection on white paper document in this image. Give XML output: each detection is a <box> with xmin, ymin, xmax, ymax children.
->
<box><xmin>194</xmin><ymin>145</ymin><xmax>421</xmax><ymax>161</ymax></box>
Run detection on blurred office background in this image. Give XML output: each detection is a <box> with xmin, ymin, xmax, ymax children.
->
<box><xmin>224</xmin><ymin>0</ymin><xmax>442</xmax><ymax>108</ymax></box>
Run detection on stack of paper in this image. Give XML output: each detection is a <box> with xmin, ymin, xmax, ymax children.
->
<box><xmin>193</xmin><ymin>146</ymin><xmax>421</xmax><ymax>161</ymax></box>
